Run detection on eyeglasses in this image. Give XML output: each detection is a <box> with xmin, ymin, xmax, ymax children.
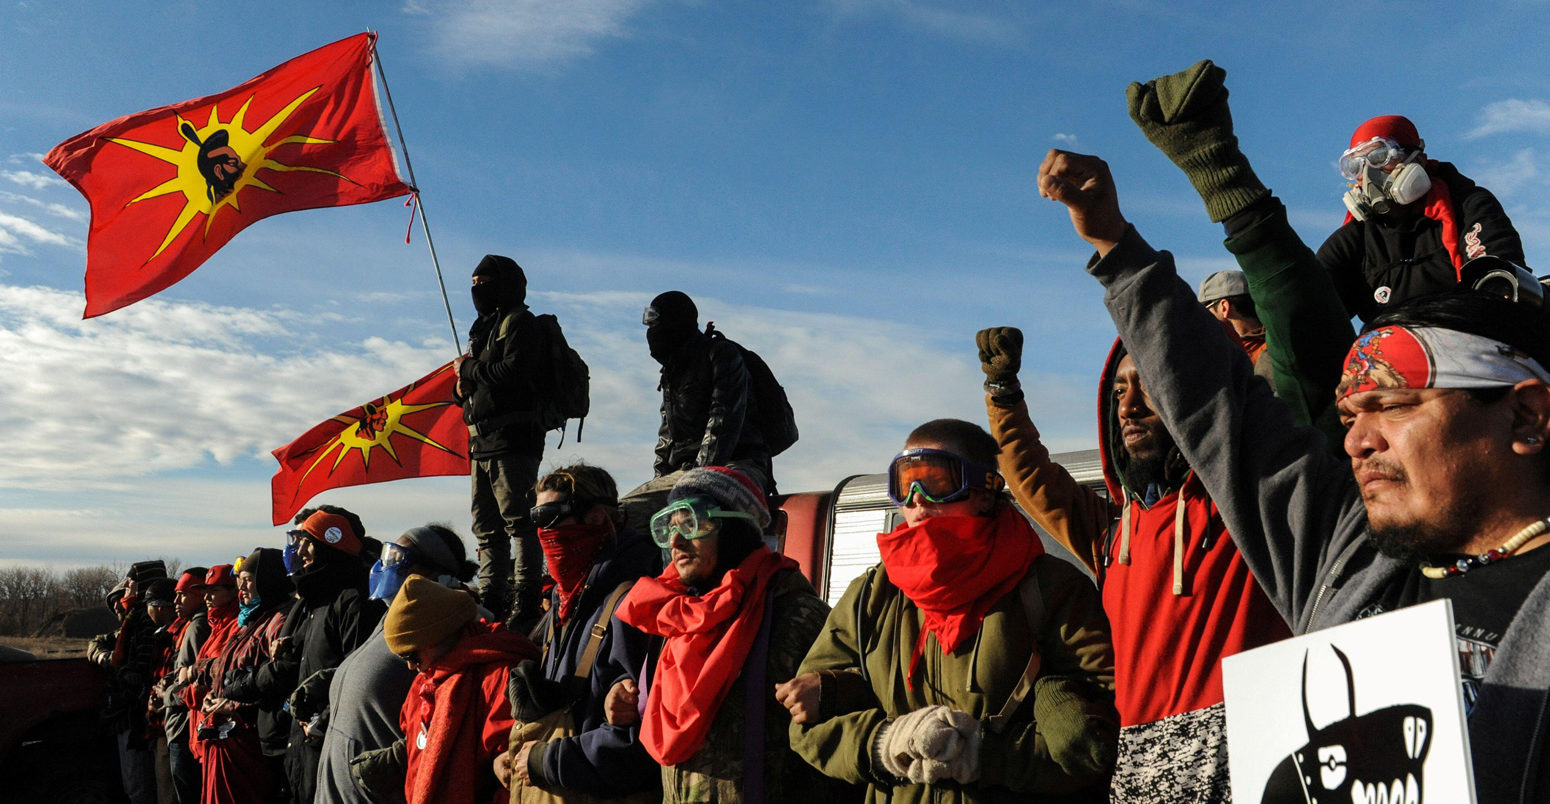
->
<box><xmin>1338</xmin><ymin>137</ymin><xmax>1411</xmax><ymax>180</ymax></box>
<box><xmin>395</xmin><ymin>649</ymin><xmax>420</xmax><ymax>665</ymax></box>
<box><xmin>886</xmin><ymin>448</ymin><xmax>1004</xmax><ymax>507</ymax></box>
<box><xmin>648</xmin><ymin>497</ymin><xmax>758</xmax><ymax>548</ymax></box>
<box><xmin>530</xmin><ymin>500</ymin><xmax>578</xmax><ymax>529</ymax></box>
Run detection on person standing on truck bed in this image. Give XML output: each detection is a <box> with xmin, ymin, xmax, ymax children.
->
<box><xmin>454</xmin><ymin>254</ymin><xmax>551</xmax><ymax>633</ymax></box>
<box><xmin>783</xmin><ymin>418</ymin><xmax>1118</xmax><ymax>803</ymax></box>
<box><xmin>620</xmin><ymin>292</ymin><xmax>781</xmax><ymax>530</ymax></box>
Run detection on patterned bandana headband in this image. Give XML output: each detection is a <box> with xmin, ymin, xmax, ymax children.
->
<box><xmin>1336</xmin><ymin>325</ymin><xmax>1550</xmax><ymax>402</ymax></box>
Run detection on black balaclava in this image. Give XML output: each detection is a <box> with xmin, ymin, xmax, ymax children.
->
<box><xmin>645</xmin><ymin>290</ymin><xmax>700</xmax><ymax>365</ymax></box>
<box><xmin>244</xmin><ymin>547</ymin><xmax>296</xmax><ymax>612</ymax></box>
<box><xmin>471</xmin><ymin>254</ymin><xmax>527</xmax><ymax>318</ymax></box>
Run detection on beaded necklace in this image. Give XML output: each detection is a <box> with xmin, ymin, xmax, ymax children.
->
<box><xmin>1419</xmin><ymin>516</ymin><xmax>1550</xmax><ymax>579</ymax></box>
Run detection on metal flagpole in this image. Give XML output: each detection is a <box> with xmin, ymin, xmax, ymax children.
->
<box><xmin>369</xmin><ymin>34</ymin><xmax>462</xmax><ymax>357</ymax></box>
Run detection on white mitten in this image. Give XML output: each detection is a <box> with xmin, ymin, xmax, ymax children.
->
<box><xmin>876</xmin><ymin>705</ymin><xmax>946</xmax><ymax>781</ymax></box>
<box><xmin>874</xmin><ymin>705</ymin><xmax>981</xmax><ymax>785</ymax></box>
<box><xmin>941</xmin><ymin>709</ymin><xmax>982</xmax><ymax>784</ymax></box>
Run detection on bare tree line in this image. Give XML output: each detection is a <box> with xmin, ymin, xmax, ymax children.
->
<box><xmin>0</xmin><ymin>560</ymin><xmax>182</xmax><ymax>636</ymax></box>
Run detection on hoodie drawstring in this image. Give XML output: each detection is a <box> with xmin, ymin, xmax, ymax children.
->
<box><xmin>1118</xmin><ymin>503</ymin><xmax>1132</xmax><ymax>565</ymax></box>
<box><xmin>1172</xmin><ymin>500</ymin><xmax>1187</xmax><ymax>596</ymax></box>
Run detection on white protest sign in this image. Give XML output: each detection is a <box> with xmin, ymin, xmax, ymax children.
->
<box><xmin>1222</xmin><ymin>599</ymin><xmax>1475</xmax><ymax>803</ymax></box>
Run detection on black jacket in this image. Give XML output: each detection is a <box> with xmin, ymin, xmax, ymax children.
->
<box><xmin>653</xmin><ymin>332</ymin><xmax>767</xmax><ymax>475</ymax></box>
<box><xmin>458</xmin><ymin>307</ymin><xmax>547</xmax><ymax>459</ymax></box>
<box><xmin>1317</xmin><ymin>160</ymin><xmax>1524</xmax><ymax>323</ymax></box>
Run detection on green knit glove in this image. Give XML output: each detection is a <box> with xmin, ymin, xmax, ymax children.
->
<box><xmin>1126</xmin><ymin>59</ymin><xmax>1268</xmax><ymax>222</ymax></box>
<box><xmin>1032</xmin><ymin>675</ymin><xmax>1118</xmax><ymax>776</ymax></box>
<box><xmin>976</xmin><ymin>327</ymin><xmax>1023</xmax><ymax>391</ymax></box>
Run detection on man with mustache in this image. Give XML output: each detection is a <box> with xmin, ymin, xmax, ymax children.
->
<box><xmin>1039</xmin><ymin>140</ymin><xmax>1550</xmax><ymax>803</ymax></box>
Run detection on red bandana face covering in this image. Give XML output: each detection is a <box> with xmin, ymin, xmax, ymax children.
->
<box><xmin>537</xmin><ymin>522</ymin><xmax>613</xmax><ymax>624</ymax></box>
<box><xmin>876</xmin><ymin>505</ymin><xmax>1044</xmax><ymax>685</ymax></box>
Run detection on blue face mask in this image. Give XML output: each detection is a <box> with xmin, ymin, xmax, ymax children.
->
<box><xmin>283</xmin><ymin>529</ymin><xmax>306</xmax><ymax>575</ymax></box>
<box><xmin>369</xmin><ymin>560</ymin><xmax>408</xmax><ymax>601</ymax></box>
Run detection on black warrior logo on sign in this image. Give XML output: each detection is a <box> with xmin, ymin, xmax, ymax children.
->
<box><xmin>1261</xmin><ymin>646</ymin><xmax>1431</xmax><ymax>804</ymax></box>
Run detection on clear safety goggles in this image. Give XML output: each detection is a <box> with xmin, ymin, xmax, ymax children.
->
<box><xmin>1338</xmin><ymin>137</ymin><xmax>1412</xmax><ymax>180</ymax></box>
<box><xmin>648</xmin><ymin>496</ymin><xmax>757</xmax><ymax>548</ymax></box>
<box><xmin>886</xmin><ymin>448</ymin><xmax>1004</xmax><ymax>507</ymax></box>
<box><xmin>380</xmin><ymin>542</ymin><xmax>425</xmax><ymax>571</ymax></box>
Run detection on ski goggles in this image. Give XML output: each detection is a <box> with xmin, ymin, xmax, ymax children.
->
<box><xmin>530</xmin><ymin>500</ymin><xmax>581</xmax><ymax>529</ymax></box>
<box><xmin>649</xmin><ymin>496</ymin><xmax>758</xmax><ymax>548</ymax></box>
<box><xmin>1338</xmin><ymin>137</ymin><xmax>1411</xmax><ymax>180</ymax></box>
<box><xmin>886</xmin><ymin>448</ymin><xmax>1004</xmax><ymax>507</ymax></box>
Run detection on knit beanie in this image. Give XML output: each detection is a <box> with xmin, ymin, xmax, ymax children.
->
<box><xmin>1350</xmin><ymin>115</ymin><xmax>1422</xmax><ymax>150</ymax></box>
<box><xmin>667</xmin><ymin>466</ymin><xmax>771</xmax><ymax>531</ymax></box>
<box><xmin>129</xmin><ymin>559</ymin><xmax>168</xmax><ymax>584</ymax></box>
<box><xmin>385</xmin><ymin>575</ymin><xmax>478</xmax><ymax>655</ymax></box>
<box><xmin>298</xmin><ymin>509</ymin><xmax>364</xmax><ymax>557</ymax></box>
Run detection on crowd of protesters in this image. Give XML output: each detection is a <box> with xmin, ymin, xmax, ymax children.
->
<box><xmin>79</xmin><ymin>55</ymin><xmax>1550</xmax><ymax>804</ymax></box>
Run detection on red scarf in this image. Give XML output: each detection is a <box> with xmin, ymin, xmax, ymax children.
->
<box><xmin>537</xmin><ymin>523</ymin><xmax>612</xmax><ymax>624</ymax></box>
<box><xmin>402</xmin><ymin>622</ymin><xmax>536</xmax><ymax>804</ymax></box>
<box><xmin>616</xmin><ymin>547</ymin><xmax>796</xmax><ymax>765</ymax></box>
<box><xmin>184</xmin><ymin>600</ymin><xmax>238</xmax><ymax>760</ymax></box>
<box><xmin>876</xmin><ymin>506</ymin><xmax>1043</xmax><ymax>685</ymax></box>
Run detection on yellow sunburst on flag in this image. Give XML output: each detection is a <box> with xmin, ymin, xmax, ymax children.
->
<box><xmin>298</xmin><ymin>393</ymin><xmax>458</xmax><ymax>483</ymax></box>
<box><xmin>106</xmin><ymin>90</ymin><xmax>346</xmax><ymax>265</ymax></box>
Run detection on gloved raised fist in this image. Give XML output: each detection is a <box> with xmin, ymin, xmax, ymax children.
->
<box><xmin>976</xmin><ymin>327</ymin><xmax>1024</xmax><ymax>387</ymax></box>
<box><xmin>1125</xmin><ymin>59</ymin><xmax>1266</xmax><ymax>222</ymax></box>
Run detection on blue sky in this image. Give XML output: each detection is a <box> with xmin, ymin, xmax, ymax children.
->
<box><xmin>4</xmin><ymin>0</ymin><xmax>1550</xmax><ymax>570</ymax></box>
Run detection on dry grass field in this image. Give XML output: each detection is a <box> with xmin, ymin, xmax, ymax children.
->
<box><xmin>1</xmin><ymin>636</ymin><xmax>90</xmax><ymax>659</ymax></box>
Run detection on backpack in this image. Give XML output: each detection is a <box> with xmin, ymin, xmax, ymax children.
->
<box><xmin>532</xmin><ymin>313</ymin><xmax>590</xmax><ymax>444</ymax></box>
<box><xmin>705</xmin><ymin>323</ymin><xmax>799</xmax><ymax>456</ymax></box>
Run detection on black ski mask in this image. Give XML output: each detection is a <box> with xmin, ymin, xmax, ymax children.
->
<box><xmin>645</xmin><ymin>291</ymin><xmax>700</xmax><ymax>365</ymax></box>
<box><xmin>471</xmin><ymin>254</ymin><xmax>527</xmax><ymax>317</ymax></box>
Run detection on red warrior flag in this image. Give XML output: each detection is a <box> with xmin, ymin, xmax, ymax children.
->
<box><xmin>271</xmin><ymin>362</ymin><xmax>468</xmax><ymax>526</ymax></box>
<box><xmin>44</xmin><ymin>32</ymin><xmax>412</xmax><ymax>318</ymax></box>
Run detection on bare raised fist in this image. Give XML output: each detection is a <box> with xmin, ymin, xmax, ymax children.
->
<box><xmin>1036</xmin><ymin>150</ymin><xmax>1128</xmax><ymax>257</ymax></box>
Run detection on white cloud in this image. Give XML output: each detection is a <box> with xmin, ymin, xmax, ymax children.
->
<box><xmin>1463</xmin><ymin>147</ymin><xmax>1542</xmax><ymax>198</ymax></box>
<box><xmin>1466</xmin><ymin>99</ymin><xmax>1550</xmax><ymax>139</ymax></box>
<box><xmin>3</xmin><ymin>170</ymin><xmax>63</xmax><ymax>191</ymax></box>
<box><xmin>419</xmin><ymin>0</ymin><xmax>656</xmax><ymax>70</ymax></box>
<box><xmin>821</xmin><ymin>0</ymin><xmax>1024</xmax><ymax>47</ymax></box>
<box><xmin>0</xmin><ymin>191</ymin><xmax>86</xmax><ymax>222</ymax></box>
<box><xmin>0</xmin><ymin>282</ymin><xmax>1099</xmax><ymax>567</ymax></box>
<box><xmin>0</xmin><ymin>210</ymin><xmax>81</xmax><ymax>257</ymax></box>
<box><xmin>1053</xmin><ymin>133</ymin><xmax>1078</xmax><ymax>145</ymax></box>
